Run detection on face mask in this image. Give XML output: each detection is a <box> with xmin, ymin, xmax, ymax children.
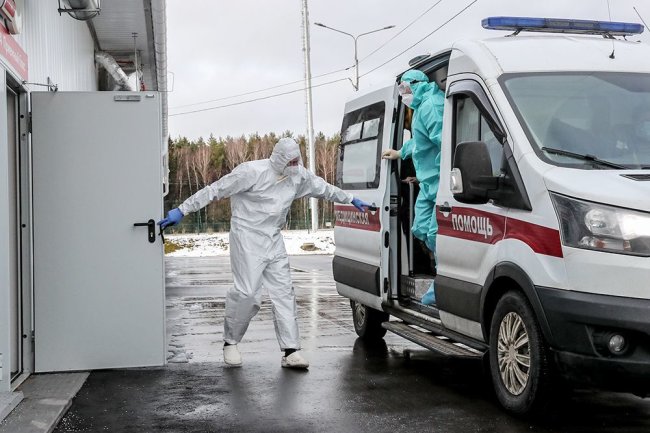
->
<box><xmin>284</xmin><ymin>165</ymin><xmax>300</xmax><ymax>176</ymax></box>
<box><xmin>401</xmin><ymin>94</ymin><xmax>414</xmax><ymax>108</ymax></box>
<box><xmin>637</xmin><ymin>121</ymin><xmax>650</xmax><ymax>140</ymax></box>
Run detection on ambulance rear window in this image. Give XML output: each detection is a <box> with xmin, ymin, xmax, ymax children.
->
<box><xmin>337</xmin><ymin>102</ymin><xmax>385</xmax><ymax>189</ymax></box>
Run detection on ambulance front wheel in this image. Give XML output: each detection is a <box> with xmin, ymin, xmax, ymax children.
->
<box><xmin>489</xmin><ymin>291</ymin><xmax>552</xmax><ymax>415</ymax></box>
<box><xmin>350</xmin><ymin>300</ymin><xmax>388</xmax><ymax>340</ymax></box>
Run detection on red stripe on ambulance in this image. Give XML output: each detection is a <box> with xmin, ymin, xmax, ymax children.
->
<box><xmin>438</xmin><ymin>207</ymin><xmax>506</xmax><ymax>244</ymax></box>
<box><xmin>504</xmin><ymin>217</ymin><xmax>563</xmax><ymax>258</ymax></box>
<box><xmin>334</xmin><ymin>205</ymin><xmax>381</xmax><ymax>232</ymax></box>
<box><xmin>437</xmin><ymin>206</ymin><xmax>563</xmax><ymax>258</ymax></box>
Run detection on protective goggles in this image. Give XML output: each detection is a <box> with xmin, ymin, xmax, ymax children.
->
<box><xmin>398</xmin><ymin>79</ymin><xmax>425</xmax><ymax>94</ymax></box>
<box><xmin>286</xmin><ymin>157</ymin><xmax>301</xmax><ymax>166</ymax></box>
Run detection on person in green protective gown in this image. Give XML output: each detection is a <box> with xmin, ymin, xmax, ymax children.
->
<box><xmin>382</xmin><ymin>68</ymin><xmax>446</xmax><ymax>305</ymax></box>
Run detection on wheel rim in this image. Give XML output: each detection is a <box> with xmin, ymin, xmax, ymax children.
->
<box><xmin>497</xmin><ymin>312</ymin><xmax>531</xmax><ymax>396</ymax></box>
<box><xmin>353</xmin><ymin>302</ymin><xmax>366</xmax><ymax>329</ymax></box>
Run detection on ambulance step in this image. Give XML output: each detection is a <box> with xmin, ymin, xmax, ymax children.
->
<box><xmin>382</xmin><ymin>321</ymin><xmax>483</xmax><ymax>358</ymax></box>
<box><xmin>384</xmin><ymin>305</ymin><xmax>487</xmax><ymax>351</ymax></box>
<box><xmin>401</xmin><ymin>275</ymin><xmax>435</xmax><ymax>300</ymax></box>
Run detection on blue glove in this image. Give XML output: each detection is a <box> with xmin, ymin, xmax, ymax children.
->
<box><xmin>158</xmin><ymin>208</ymin><xmax>184</xmax><ymax>229</ymax></box>
<box><xmin>351</xmin><ymin>198</ymin><xmax>371</xmax><ymax>212</ymax></box>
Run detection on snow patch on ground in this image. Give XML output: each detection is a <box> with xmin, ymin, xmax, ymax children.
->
<box><xmin>166</xmin><ymin>230</ymin><xmax>335</xmax><ymax>257</ymax></box>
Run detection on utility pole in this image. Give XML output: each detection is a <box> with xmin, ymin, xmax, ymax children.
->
<box><xmin>301</xmin><ymin>0</ymin><xmax>318</xmax><ymax>232</ymax></box>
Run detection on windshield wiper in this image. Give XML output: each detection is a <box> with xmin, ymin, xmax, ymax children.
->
<box><xmin>541</xmin><ymin>147</ymin><xmax>627</xmax><ymax>169</ymax></box>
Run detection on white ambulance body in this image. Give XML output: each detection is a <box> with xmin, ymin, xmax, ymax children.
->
<box><xmin>333</xmin><ymin>18</ymin><xmax>650</xmax><ymax>414</ymax></box>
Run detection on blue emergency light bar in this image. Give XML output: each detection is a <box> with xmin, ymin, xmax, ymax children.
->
<box><xmin>482</xmin><ymin>16</ymin><xmax>644</xmax><ymax>36</ymax></box>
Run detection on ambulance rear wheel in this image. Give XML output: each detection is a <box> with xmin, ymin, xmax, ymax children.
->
<box><xmin>489</xmin><ymin>291</ymin><xmax>551</xmax><ymax>415</ymax></box>
<box><xmin>351</xmin><ymin>300</ymin><xmax>388</xmax><ymax>340</ymax></box>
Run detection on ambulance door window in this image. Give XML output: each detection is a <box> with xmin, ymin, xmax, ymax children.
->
<box><xmin>453</xmin><ymin>95</ymin><xmax>503</xmax><ymax>176</ymax></box>
<box><xmin>337</xmin><ymin>101</ymin><xmax>385</xmax><ymax>189</ymax></box>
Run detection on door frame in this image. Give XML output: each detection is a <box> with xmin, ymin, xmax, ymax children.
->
<box><xmin>8</xmin><ymin>71</ymin><xmax>32</xmax><ymax>388</ymax></box>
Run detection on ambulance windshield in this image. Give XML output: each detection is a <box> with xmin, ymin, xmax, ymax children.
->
<box><xmin>502</xmin><ymin>72</ymin><xmax>650</xmax><ymax>169</ymax></box>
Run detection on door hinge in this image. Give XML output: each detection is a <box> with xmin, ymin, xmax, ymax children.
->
<box><xmin>384</xmin><ymin>231</ymin><xmax>390</xmax><ymax>248</ymax></box>
<box><xmin>31</xmin><ymin>330</ymin><xmax>35</xmax><ymax>343</ymax></box>
<box><xmin>28</xmin><ymin>112</ymin><xmax>32</xmax><ymax>134</ymax></box>
<box><xmin>384</xmin><ymin>277</ymin><xmax>389</xmax><ymax>294</ymax></box>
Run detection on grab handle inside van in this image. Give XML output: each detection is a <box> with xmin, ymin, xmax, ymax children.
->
<box><xmin>409</xmin><ymin>183</ymin><xmax>415</xmax><ymax>276</ymax></box>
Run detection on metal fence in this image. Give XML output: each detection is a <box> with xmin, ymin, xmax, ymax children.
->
<box><xmin>164</xmin><ymin>197</ymin><xmax>336</xmax><ymax>234</ymax></box>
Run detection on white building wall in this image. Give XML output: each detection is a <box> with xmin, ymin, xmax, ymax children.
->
<box><xmin>0</xmin><ymin>4</ymin><xmax>96</xmax><ymax>393</ymax></box>
<box><xmin>16</xmin><ymin>3</ymin><xmax>96</xmax><ymax>91</ymax></box>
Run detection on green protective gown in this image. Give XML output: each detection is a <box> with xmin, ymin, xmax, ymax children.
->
<box><xmin>399</xmin><ymin>69</ymin><xmax>444</xmax><ymax>254</ymax></box>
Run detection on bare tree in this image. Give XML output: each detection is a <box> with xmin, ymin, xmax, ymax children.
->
<box><xmin>316</xmin><ymin>134</ymin><xmax>339</xmax><ymax>227</ymax></box>
<box><xmin>225</xmin><ymin>135</ymin><xmax>249</xmax><ymax>171</ymax></box>
<box><xmin>194</xmin><ymin>142</ymin><xmax>212</xmax><ymax>187</ymax></box>
<box><xmin>248</xmin><ymin>133</ymin><xmax>263</xmax><ymax>161</ymax></box>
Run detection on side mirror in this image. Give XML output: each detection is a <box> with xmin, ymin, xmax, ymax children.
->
<box><xmin>452</xmin><ymin>141</ymin><xmax>498</xmax><ymax>204</ymax></box>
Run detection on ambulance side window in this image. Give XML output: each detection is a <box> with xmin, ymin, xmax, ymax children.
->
<box><xmin>453</xmin><ymin>95</ymin><xmax>502</xmax><ymax>176</ymax></box>
<box><xmin>336</xmin><ymin>101</ymin><xmax>385</xmax><ymax>189</ymax></box>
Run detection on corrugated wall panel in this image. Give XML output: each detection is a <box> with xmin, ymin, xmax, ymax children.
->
<box><xmin>14</xmin><ymin>4</ymin><xmax>96</xmax><ymax>91</ymax></box>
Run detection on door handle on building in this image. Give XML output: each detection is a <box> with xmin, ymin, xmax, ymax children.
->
<box><xmin>133</xmin><ymin>219</ymin><xmax>156</xmax><ymax>243</ymax></box>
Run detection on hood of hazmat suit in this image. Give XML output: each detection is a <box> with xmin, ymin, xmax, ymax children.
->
<box><xmin>269</xmin><ymin>137</ymin><xmax>303</xmax><ymax>175</ymax></box>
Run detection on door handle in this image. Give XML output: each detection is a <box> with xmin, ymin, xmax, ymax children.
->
<box><xmin>438</xmin><ymin>204</ymin><xmax>452</xmax><ymax>213</ymax></box>
<box><xmin>134</xmin><ymin>219</ymin><xmax>156</xmax><ymax>243</ymax></box>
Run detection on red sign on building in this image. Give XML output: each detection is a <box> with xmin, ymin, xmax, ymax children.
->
<box><xmin>0</xmin><ymin>20</ymin><xmax>27</xmax><ymax>80</ymax></box>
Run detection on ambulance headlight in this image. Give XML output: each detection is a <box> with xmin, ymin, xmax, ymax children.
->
<box><xmin>550</xmin><ymin>193</ymin><xmax>650</xmax><ymax>256</ymax></box>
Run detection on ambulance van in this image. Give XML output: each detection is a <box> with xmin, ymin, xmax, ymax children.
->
<box><xmin>333</xmin><ymin>17</ymin><xmax>650</xmax><ymax>414</ymax></box>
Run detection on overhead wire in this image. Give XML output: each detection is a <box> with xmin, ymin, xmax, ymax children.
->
<box><xmin>358</xmin><ymin>0</ymin><xmax>445</xmax><ymax>64</ymax></box>
<box><xmin>171</xmin><ymin>0</ymin><xmax>446</xmax><ymax>111</ymax></box>
<box><xmin>170</xmin><ymin>65</ymin><xmax>353</xmax><ymax>110</ymax></box>
<box><xmin>359</xmin><ymin>0</ymin><xmax>479</xmax><ymax>79</ymax></box>
<box><xmin>169</xmin><ymin>77</ymin><xmax>349</xmax><ymax>117</ymax></box>
<box><xmin>170</xmin><ymin>0</ymin><xmax>476</xmax><ymax>117</ymax></box>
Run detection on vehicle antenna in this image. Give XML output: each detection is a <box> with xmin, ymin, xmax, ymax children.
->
<box><xmin>607</xmin><ymin>0</ymin><xmax>616</xmax><ymax>58</ymax></box>
<box><xmin>633</xmin><ymin>6</ymin><xmax>649</xmax><ymax>29</ymax></box>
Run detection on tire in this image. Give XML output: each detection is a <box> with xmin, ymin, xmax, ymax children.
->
<box><xmin>489</xmin><ymin>291</ymin><xmax>552</xmax><ymax>415</ymax></box>
<box><xmin>350</xmin><ymin>300</ymin><xmax>388</xmax><ymax>340</ymax></box>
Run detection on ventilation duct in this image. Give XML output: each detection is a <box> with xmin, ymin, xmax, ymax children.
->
<box><xmin>58</xmin><ymin>0</ymin><xmax>100</xmax><ymax>21</ymax></box>
<box><xmin>95</xmin><ymin>52</ymin><xmax>135</xmax><ymax>91</ymax></box>
<box><xmin>151</xmin><ymin>0</ymin><xmax>168</xmax><ymax>142</ymax></box>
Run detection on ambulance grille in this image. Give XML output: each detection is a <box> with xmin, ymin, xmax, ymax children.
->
<box><xmin>621</xmin><ymin>174</ymin><xmax>650</xmax><ymax>181</ymax></box>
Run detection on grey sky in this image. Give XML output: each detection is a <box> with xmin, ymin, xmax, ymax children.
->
<box><xmin>167</xmin><ymin>0</ymin><xmax>650</xmax><ymax>141</ymax></box>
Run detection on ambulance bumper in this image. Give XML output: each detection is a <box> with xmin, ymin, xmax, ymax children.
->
<box><xmin>537</xmin><ymin>287</ymin><xmax>650</xmax><ymax>393</ymax></box>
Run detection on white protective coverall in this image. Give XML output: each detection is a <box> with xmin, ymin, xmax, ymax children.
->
<box><xmin>178</xmin><ymin>138</ymin><xmax>353</xmax><ymax>349</ymax></box>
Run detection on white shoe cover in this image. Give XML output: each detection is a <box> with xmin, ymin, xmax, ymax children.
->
<box><xmin>223</xmin><ymin>344</ymin><xmax>242</xmax><ymax>367</ymax></box>
<box><xmin>281</xmin><ymin>351</ymin><xmax>309</xmax><ymax>369</ymax></box>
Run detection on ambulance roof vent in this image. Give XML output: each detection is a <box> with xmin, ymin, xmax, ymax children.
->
<box><xmin>482</xmin><ymin>16</ymin><xmax>644</xmax><ymax>37</ymax></box>
<box><xmin>621</xmin><ymin>174</ymin><xmax>650</xmax><ymax>181</ymax></box>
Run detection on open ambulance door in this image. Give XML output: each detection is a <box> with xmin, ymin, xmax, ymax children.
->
<box><xmin>333</xmin><ymin>86</ymin><xmax>397</xmax><ymax>311</ymax></box>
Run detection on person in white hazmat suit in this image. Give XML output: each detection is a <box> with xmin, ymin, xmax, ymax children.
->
<box><xmin>158</xmin><ymin>138</ymin><xmax>371</xmax><ymax>369</ymax></box>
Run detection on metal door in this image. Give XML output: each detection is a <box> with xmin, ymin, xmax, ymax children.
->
<box><xmin>333</xmin><ymin>85</ymin><xmax>396</xmax><ymax>309</ymax></box>
<box><xmin>32</xmin><ymin>92</ymin><xmax>165</xmax><ymax>372</ymax></box>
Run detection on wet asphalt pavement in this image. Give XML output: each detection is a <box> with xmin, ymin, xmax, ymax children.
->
<box><xmin>55</xmin><ymin>255</ymin><xmax>650</xmax><ymax>433</ymax></box>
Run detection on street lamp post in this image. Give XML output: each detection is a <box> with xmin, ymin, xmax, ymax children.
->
<box><xmin>314</xmin><ymin>22</ymin><xmax>395</xmax><ymax>90</ymax></box>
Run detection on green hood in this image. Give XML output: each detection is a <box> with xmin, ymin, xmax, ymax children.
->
<box><xmin>401</xmin><ymin>69</ymin><xmax>440</xmax><ymax>110</ymax></box>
